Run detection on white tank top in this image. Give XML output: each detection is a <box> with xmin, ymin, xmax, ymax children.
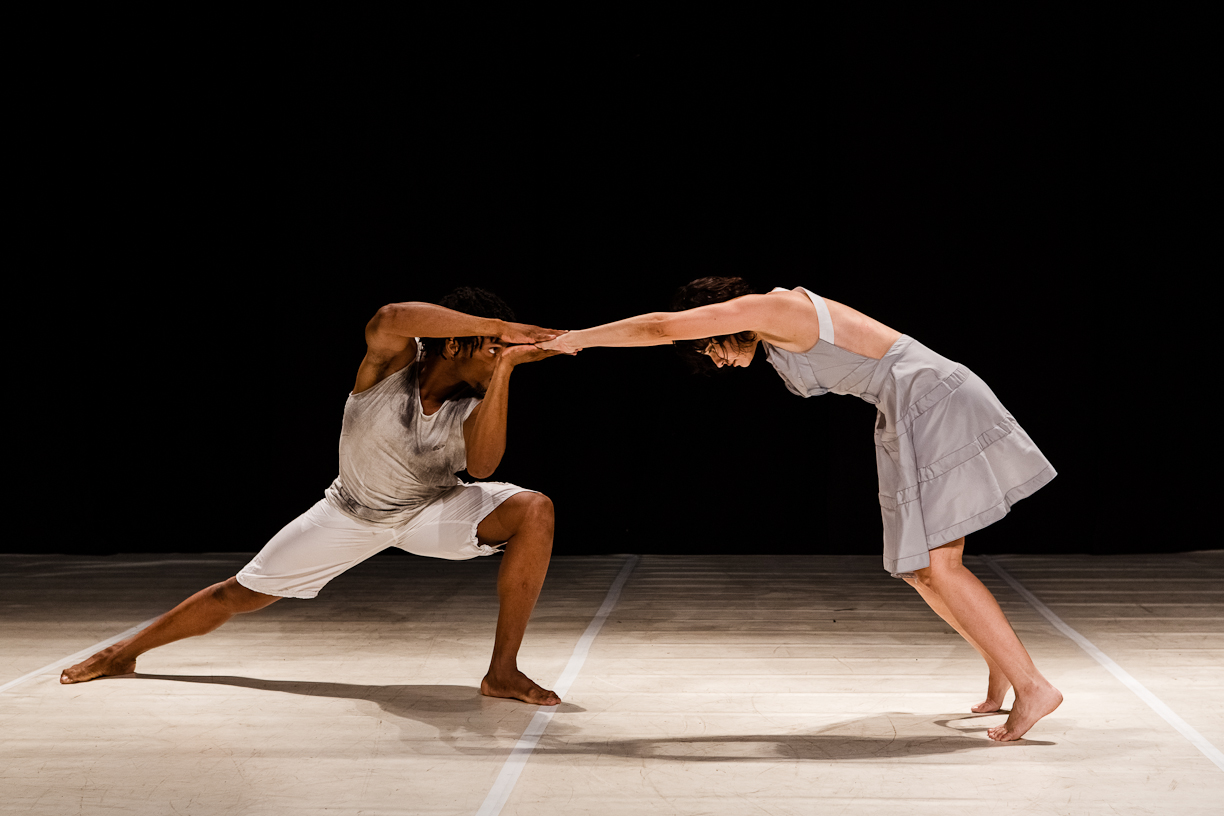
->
<box><xmin>324</xmin><ymin>345</ymin><xmax>480</xmax><ymax>527</ymax></box>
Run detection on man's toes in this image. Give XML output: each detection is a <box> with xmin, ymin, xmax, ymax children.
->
<box><xmin>529</xmin><ymin>686</ymin><xmax>559</xmax><ymax>705</ymax></box>
<box><xmin>60</xmin><ymin>664</ymin><xmax>89</xmax><ymax>684</ymax></box>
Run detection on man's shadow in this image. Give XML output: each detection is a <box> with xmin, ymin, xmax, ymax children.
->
<box><xmin>127</xmin><ymin>673</ymin><xmax>1052</xmax><ymax>760</ymax></box>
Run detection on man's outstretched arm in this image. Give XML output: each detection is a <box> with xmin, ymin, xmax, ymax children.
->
<box><xmin>463</xmin><ymin>344</ymin><xmax>563</xmax><ymax>479</ymax></box>
<box><xmin>368</xmin><ymin>302</ymin><xmax>558</xmax><ymax>346</ymax></box>
<box><xmin>357</xmin><ymin>303</ymin><xmax>559</xmax><ymax>394</ymax></box>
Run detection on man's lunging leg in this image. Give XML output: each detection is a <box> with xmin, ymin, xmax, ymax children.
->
<box><xmin>475</xmin><ymin>492</ymin><xmax>560</xmax><ymax>706</ymax></box>
<box><xmin>60</xmin><ymin>578</ymin><xmax>280</xmax><ymax>684</ymax></box>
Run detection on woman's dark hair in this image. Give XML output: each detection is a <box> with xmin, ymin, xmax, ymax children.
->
<box><xmin>420</xmin><ymin>286</ymin><xmax>516</xmax><ymax>359</ymax></box>
<box><xmin>670</xmin><ymin>276</ymin><xmax>757</xmax><ymax>374</ymax></box>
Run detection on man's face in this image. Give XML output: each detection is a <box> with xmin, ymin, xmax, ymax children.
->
<box><xmin>454</xmin><ymin>337</ymin><xmax>506</xmax><ymax>394</ymax></box>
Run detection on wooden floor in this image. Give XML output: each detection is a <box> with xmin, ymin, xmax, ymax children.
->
<box><xmin>2</xmin><ymin>550</ymin><xmax>1222</xmax><ymax>815</ymax></box>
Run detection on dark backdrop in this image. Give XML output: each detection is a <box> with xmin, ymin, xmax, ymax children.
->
<box><xmin>19</xmin><ymin>10</ymin><xmax>1202</xmax><ymax>559</ymax></box>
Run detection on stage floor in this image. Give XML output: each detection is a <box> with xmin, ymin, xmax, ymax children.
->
<box><xmin>2</xmin><ymin>551</ymin><xmax>1222</xmax><ymax>815</ymax></box>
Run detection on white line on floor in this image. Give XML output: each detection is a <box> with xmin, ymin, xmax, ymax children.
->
<box><xmin>476</xmin><ymin>554</ymin><xmax>640</xmax><ymax>816</ymax></box>
<box><xmin>979</xmin><ymin>554</ymin><xmax>1224</xmax><ymax>772</ymax></box>
<box><xmin>0</xmin><ymin>617</ymin><xmax>159</xmax><ymax>694</ymax></box>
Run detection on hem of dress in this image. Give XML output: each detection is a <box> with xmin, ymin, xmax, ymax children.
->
<box><xmin>885</xmin><ymin>465</ymin><xmax>1057</xmax><ymax>577</ymax></box>
<box><xmin>925</xmin><ymin>465</ymin><xmax>1057</xmax><ymax>547</ymax></box>
<box><xmin>886</xmin><ymin>549</ymin><xmax>935</xmax><ymax>578</ymax></box>
<box><xmin>235</xmin><ymin>570</ymin><xmax>320</xmax><ymax>600</ymax></box>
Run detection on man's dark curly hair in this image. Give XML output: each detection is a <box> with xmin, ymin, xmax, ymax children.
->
<box><xmin>671</xmin><ymin>276</ymin><xmax>758</xmax><ymax>374</ymax></box>
<box><xmin>419</xmin><ymin>286</ymin><xmax>516</xmax><ymax>359</ymax></box>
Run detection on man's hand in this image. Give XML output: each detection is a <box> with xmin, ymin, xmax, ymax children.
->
<box><xmin>499</xmin><ymin>322</ymin><xmax>561</xmax><ymax>346</ymax></box>
<box><xmin>463</xmin><ymin>341</ymin><xmax>567</xmax><ymax>477</ymax></box>
<box><xmin>499</xmin><ymin>344</ymin><xmax>569</xmax><ymax>368</ymax></box>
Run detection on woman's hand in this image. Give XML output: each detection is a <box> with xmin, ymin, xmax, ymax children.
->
<box><xmin>537</xmin><ymin>333</ymin><xmax>583</xmax><ymax>354</ymax></box>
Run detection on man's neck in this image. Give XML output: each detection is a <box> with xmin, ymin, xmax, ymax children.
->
<box><xmin>417</xmin><ymin>353</ymin><xmax>471</xmax><ymax>406</ymax></box>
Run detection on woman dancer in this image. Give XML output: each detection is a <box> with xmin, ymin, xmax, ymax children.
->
<box><xmin>540</xmin><ymin>277</ymin><xmax>1061</xmax><ymax>741</ymax></box>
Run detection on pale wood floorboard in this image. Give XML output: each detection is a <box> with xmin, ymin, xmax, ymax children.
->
<box><xmin>2</xmin><ymin>551</ymin><xmax>1221</xmax><ymax>815</ymax></box>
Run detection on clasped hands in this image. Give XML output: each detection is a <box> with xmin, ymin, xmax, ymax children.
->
<box><xmin>499</xmin><ymin>322</ymin><xmax>582</xmax><ymax>357</ymax></box>
<box><xmin>535</xmin><ymin>333</ymin><xmax>580</xmax><ymax>354</ymax></box>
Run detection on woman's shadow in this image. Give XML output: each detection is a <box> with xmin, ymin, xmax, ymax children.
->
<box><xmin>126</xmin><ymin>673</ymin><xmax>1052</xmax><ymax>760</ymax></box>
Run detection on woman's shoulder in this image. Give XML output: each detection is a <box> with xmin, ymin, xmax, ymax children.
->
<box><xmin>751</xmin><ymin>287</ymin><xmax>822</xmax><ymax>351</ymax></box>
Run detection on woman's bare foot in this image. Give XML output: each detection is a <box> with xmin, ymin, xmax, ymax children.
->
<box><xmin>481</xmin><ymin>669</ymin><xmax>560</xmax><ymax>706</ymax></box>
<box><xmin>59</xmin><ymin>645</ymin><xmax>136</xmax><ymax>684</ymax></box>
<box><xmin>987</xmin><ymin>681</ymin><xmax>1062</xmax><ymax>741</ymax></box>
<box><xmin>971</xmin><ymin>668</ymin><xmax>1012</xmax><ymax>713</ymax></box>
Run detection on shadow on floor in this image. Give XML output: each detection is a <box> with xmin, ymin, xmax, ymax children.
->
<box><xmin>125</xmin><ymin>673</ymin><xmax>1051</xmax><ymax>760</ymax></box>
<box><xmin>538</xmin><ymin>714</ymin><xmax>1051</xmax><ymax>762</ymax></box>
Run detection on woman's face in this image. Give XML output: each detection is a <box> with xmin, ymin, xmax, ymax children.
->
<box><xmin>703</xmin><ymin>336</ymin><xmax>757</xmax><ymax>368</ymax></box>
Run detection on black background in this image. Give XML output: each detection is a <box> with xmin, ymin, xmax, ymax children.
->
<box><xmin>16</xmin><ymin>9</ymin><xmax>1205</xmax><ymax>559</ymax></box>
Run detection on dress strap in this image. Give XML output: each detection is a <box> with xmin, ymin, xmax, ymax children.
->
<box><xmin>795</xmin><ymin>287</ymin><xmax>834</xmax><ymax>345</ymax></box>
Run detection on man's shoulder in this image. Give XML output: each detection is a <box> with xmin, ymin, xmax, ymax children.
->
<box><xmin>352</xmin><ymin>359</ymin><xmax>418</xmax><ymax>400</ymax></box>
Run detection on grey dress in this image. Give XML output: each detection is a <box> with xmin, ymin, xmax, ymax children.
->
<box><xmin>763</xmin><ymin>288</ymin><xmax>1056</xmax><ymax>576</ymax></box>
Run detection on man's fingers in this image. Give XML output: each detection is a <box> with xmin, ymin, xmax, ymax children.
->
<box><xmin>502</xmin><ymin>344</ymin><xmax>575</xmax><ymax>366</ymax></box>
<box><xmin>500</xmin><ymin>323</ymin><xmax>564</xmax><ymax>346</ymax></box>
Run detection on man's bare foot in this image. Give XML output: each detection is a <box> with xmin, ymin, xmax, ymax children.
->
<box><xmin>971</xmin><ymin>669</ymin><xmax>1012</xmax><ymax>713</ymax></box>
<box><xmin>481</xmin><ymin>669</ymin><xmax>560</xmax><ymax>706</ymax></box>
<box><xmin>59</xmin><ymin>645</ymin><xmax>136</xmax><ymax>685</ymax></box>
<box><xmin>987</xmin><ymin>681</ymin><xmax>1062</xmax><ymax>741</ymax></box>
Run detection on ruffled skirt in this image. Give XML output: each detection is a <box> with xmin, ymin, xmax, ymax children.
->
<box><xmin>872</xmin><ymin>337</ymin><xmax>1056</xmax><ymax>576</ymax></box>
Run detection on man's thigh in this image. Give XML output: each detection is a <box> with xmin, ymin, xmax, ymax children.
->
<box><xmin>236</xmin><ymin>499</ymin><xmax>397</xmax><ymax>598</ymax></box>
<box><xmin>393</xmin><ymin>482</ymin><xmax>535</xmax><ymax>561</ymax></box>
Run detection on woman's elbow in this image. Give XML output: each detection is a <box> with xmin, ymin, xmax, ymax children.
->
<box><xmin>643</xmin><ymin>313</ymin><xmax>677</xmax><ymax>342</ymax></box>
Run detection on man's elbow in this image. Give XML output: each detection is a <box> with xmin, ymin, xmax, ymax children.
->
<box><xmin>365</xmin><ymin>303</ymin><xmax>397</xmax><ymax>339</ymax></box>
<box><xmin>466</xmin><ymin>461</ymin><xmax>498</xmax><ymax>479</ymax></box>
<box><xmin>369</xmin><ymin>302</ymin><xmax>424</xmax><ymax>336</ymax></box>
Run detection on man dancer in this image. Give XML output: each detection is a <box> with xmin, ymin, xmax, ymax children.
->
<box><xmin>62</xmin><ymin>286</ymin><xmax>566</xmax><ymax>705</ymax></box>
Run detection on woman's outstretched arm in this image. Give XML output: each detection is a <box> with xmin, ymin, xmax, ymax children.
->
<box><xmin>540</xmin><ymin>292</ymin><xmax>817</xmax><ymax>352</ymax></box>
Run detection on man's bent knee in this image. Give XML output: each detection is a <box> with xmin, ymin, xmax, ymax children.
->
<box><xmin>478</xmin><ymin>491</ymin><xmax>555</xmax><ymax>546</ymax></box>
<box><xmin>524</xmin><ymin>492</ymin><xmax>554</xmax><ymax>524</ymax></box>
<box><xmin>511</xmin><ymin>493</ymin><xmax>554</xmax><ymax>540</ymax></box>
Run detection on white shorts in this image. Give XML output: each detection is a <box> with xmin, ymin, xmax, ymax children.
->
<box><xmin>236</xmin><ymin>482</ymin><xmax>533</xmax><ymax>599</ymax></box>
